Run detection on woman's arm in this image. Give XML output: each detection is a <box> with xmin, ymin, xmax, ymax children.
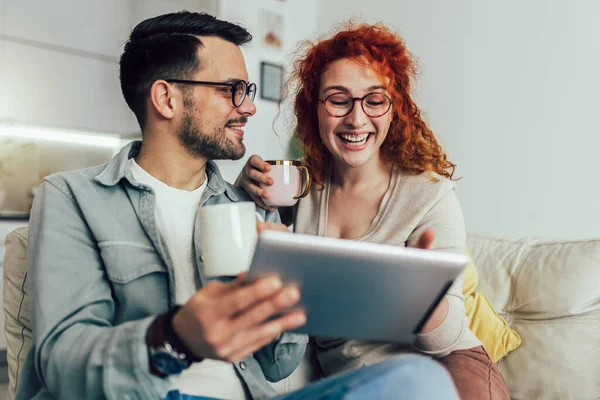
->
<box><xmin>408</xmin><ymin>189</ymin><xmax>473</xmax><ymax>357</ymax></box>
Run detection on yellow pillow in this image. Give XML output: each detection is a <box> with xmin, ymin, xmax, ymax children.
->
<box><xmin>462</xmin><ymin>248</ymin><xmax>521</xmax><ymax>363</ymax></box>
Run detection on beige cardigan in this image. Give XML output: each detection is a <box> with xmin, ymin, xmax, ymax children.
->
<box><xmin>293</xmin><ymin>164</ymin><xmax>481</xmax><ymax>376</ymax></box>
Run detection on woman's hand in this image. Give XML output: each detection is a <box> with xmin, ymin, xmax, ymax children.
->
<box><xmin>411</xmin><ymin>230</ymin><xmax>450</xmax><ymax>333</ymax></box>
<box><xmin>235</xmin><ymin>155</ymin><xmax>275</xmax><ymax>211</ymax></box>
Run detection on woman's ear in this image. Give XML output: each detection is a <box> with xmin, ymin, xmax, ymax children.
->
<box><xmin>149</xmin><ymin>80</ymin><xmax>177</xmax><ymax>120</ymax></box>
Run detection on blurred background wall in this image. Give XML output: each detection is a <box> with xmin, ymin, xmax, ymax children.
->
<box><xmin>0</xmin><ymin>0</ymin><xmax>598</xmax><ymax>238</ymax></box>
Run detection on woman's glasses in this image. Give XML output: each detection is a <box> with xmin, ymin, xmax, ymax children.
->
<box><xmin>319</xmin><ymin>92</ymin><xmax>392</xmax><ymax>118</ymax></box>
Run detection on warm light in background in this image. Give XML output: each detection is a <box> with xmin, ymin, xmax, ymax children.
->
<box><xmin>0</xmin><ymin>124</ymin><xmax>131</xmax><ymax>149</ymax></box>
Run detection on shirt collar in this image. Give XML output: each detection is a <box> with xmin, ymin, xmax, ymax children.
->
<box><xmin>94</xmin><ymin>140</ymin><xmax>238</xmax><ymax>201</ymax></box>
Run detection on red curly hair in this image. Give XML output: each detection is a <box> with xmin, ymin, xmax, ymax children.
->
<box><xmin>289</xmin><ymin>22</ymin><xmax>456</xmax><ymax>185</ymax></box>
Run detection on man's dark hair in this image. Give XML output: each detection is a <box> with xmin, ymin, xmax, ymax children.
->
<box><xmin>119</xmin><ymin>11</ymin><xmax>252</xmax><ymax>129</ymax></box>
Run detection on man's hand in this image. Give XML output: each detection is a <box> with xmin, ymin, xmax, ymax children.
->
<box><xmin>172</xmin><ymin>275</ymin><xmax>305</xmax><ymax>363</ymax></box>
<box><xmin>256</xmin><ymin>221</ymin><xmax>289</xmax><ymax>234</ymax></box>
<box><xmin>411</xmin><ymin>230</ymin><xmax>450</xmax><ymax>334</ymax></box>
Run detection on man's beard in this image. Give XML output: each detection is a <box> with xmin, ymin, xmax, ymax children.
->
<box><xmin>177</xmin><ymin>108</ymin><xmax>246</xmax><ymax>161</ymax></box>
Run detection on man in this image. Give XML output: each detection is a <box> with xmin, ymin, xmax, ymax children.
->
<box><xmin>19</xmin><ymin>11</ymin><xmax>460</xmax><ymax>400</ymax></box>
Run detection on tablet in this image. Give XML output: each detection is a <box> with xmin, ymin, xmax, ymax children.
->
<box><xmin>247</xmin><ymin>230</ymin><xmax>468</xmax><ymax>343</ymax></box>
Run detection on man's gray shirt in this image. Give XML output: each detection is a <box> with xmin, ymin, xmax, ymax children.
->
<box><xmin>17</xmin><ymin>141</ymin><xmax>307</xmax><ymax>400</ymax></box>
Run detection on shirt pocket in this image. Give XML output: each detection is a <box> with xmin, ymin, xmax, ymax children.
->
<box><xmin>99</xmin><ymin>241</ymin><xmax>170</xmax><ymax>322</ymax></box>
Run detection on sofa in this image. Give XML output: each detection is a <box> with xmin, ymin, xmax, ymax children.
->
<box><xmin>4</xmin><ymin>227</ymin><xmax>600</xmax><ymax>399</ymax></box>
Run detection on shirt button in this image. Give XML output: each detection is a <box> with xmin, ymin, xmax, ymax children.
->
<box><xmin>239</xmin><ymin>361</ymin><xmax>247</xmax><ymax>370</ymax></box>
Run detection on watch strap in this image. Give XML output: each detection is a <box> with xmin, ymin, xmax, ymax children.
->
<box><xmin>146</xmin><ymin>306</ymin><xmax>203</xmax><ymax>377</ymax></box>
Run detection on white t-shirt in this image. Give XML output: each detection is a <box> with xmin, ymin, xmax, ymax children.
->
<box><xmin>129</xmin><ymin>159</ymin><xmax>247</xmax><ymax>400</ymax></box>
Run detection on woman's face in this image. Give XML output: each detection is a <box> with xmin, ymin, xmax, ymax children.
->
<box><xmin>317</xmin><ymin>58</ymin><xmax>394</xmax><ymax>169</ymax></box>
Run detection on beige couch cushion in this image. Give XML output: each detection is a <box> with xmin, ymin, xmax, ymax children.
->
<box><xmin>468</xmin><ymin>234</ymin><xmax>600</xmax><ymax>400</ymax></box>
<box><xmin>2</xmin><ymin>227</ymin><xmax>31</xmax><ymax>400</ymax></box>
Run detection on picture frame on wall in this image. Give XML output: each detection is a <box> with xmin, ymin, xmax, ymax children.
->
<box><xmin>260</xmin><ymin>62</ymin><xmax>284</xmax><ymax>102</ymax></box>
<box><xmin>259</xmin><ymin>9</ymin><xmax>284</xmax><ymax>51</ymax></box>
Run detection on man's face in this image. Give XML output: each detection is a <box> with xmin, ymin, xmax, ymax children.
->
<box><xmin>177</xmin><ymin>37</ymin><xmax>256</xmax><ymax>160</ymax></box>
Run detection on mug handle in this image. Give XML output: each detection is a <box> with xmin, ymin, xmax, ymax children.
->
<box><xmin>293</xmin><ymin>165</ymin><xmax>312</xmax><ymax>199</ymax></box>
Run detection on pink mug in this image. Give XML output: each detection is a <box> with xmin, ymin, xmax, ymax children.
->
<box><xmin>261</xmin><ymin>160</ymin><xmax>312</xmax><ymax>207</ymax></box>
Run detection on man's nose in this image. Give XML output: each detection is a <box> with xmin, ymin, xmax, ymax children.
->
<box><xmin>237</xmin><ymin>93</ymin><xmax>257</xmax><ymax>116</ymax></box>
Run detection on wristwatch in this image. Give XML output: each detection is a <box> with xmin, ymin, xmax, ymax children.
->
<box><xmin>146</xmin><ymin>306</ymin><xmax>203</xmax><ymax>377</ymax></box>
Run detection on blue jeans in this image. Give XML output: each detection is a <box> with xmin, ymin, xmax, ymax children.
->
<box><xmin>166</xmin><ymin>354</ymin><xmax>459</xmax><ymax>400</ymax></box>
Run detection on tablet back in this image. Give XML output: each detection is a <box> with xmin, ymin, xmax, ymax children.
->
<box><xmin>248</xmin><ymin>230</ymin><xmax>468</xmax><ymax>343</ymax></box>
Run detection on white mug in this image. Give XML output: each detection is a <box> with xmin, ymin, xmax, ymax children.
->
<box><xmin>199</xmin><ymin>202</ymin><xmax>263</xmax><ymax>278</ymax></box>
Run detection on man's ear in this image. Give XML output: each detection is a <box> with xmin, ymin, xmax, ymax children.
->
<box><xmin>149</xmin><ymin>80</ymin><xmax>177</xmax><ymax>120</ymax></box>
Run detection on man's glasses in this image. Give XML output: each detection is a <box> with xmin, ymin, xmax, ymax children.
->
<box><xmin>319</xmin><ymin>92</ymin><xmax>393</xmax><ymax>118</ymax></box>
<box><xmin>166</xmin><ymin>79</ymin><xmax>257</xmax><ymax>107</ymax></box>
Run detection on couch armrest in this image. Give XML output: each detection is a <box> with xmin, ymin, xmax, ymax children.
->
<box><xmin>3</xmin><ymin>227</ymin><xmax>30</xmax><ymax>400</ymax></box>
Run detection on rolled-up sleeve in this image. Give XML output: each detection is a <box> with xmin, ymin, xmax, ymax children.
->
<box><xmin>27</xmin><ymin>180</ymin><xmax>171</xmax><ymax>399</ymax></box>
<box><xmin>254</xmin><ymin>333</ymin><xmax>309</xmax><ymax>382</ymax></box>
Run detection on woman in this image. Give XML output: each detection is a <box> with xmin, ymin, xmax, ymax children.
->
<box><xmin>237</xmin><ymin>23</ymin><xmax>509</xmax><ymax>399</ymax></box>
